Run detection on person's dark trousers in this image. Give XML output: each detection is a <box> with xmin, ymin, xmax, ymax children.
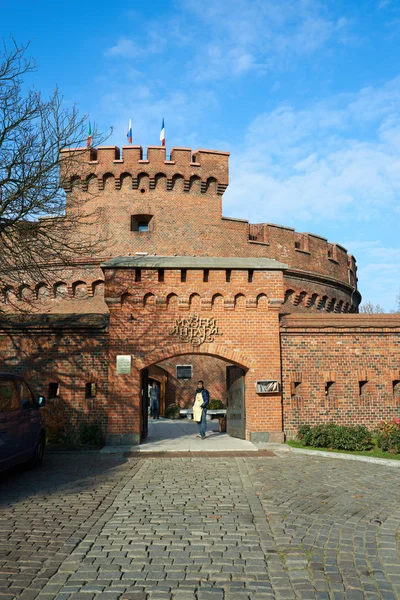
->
<box><xmin>199</xmin><ymin>409</ymin><xmax>207</xmax><ymax>438</ymax></box>
<box><xmin>151</xmin><ymin>401</ymin><xmax>159</xmax><ymax>419</ymax></box>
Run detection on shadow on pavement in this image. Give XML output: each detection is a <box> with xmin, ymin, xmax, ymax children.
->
<box><xmin>0</xmin><ymin>451</ymin><xmax>128</xmax><ymax>507</ymax></box>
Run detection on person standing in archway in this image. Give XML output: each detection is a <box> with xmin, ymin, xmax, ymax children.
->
<box><xmin>150</xmin><ymin>381</ymin><xmax>160</xmax><ymax>419</ymax></box>
<box><xmin>193</xmin><ymin>380</ymin><xmax>210</xmax><ymax>439</ymax></box>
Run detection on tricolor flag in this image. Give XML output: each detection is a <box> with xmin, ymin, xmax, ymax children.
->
<box><xmin>86</xmin><ymin>121</ymin><xmax>92</xmax><ymax>148</ymax></box>
<box><xmin>126</xmin><ymin>119</ymin><xmax>132</xmax><ymax>144</ymax></box>
<box><xmin>160</xmin><ymin>118</ymin><xmax>165</xmax><ymax>147</ymax></box>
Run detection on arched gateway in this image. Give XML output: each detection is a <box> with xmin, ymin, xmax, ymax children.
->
<box><xmin>103</xmin><ymin>256</ymin><xmax>287</xmax><ymax>445</ymax></box>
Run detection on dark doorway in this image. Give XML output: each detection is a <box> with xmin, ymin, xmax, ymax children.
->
<box><xmin>226</xmin><ymin>365</ymin><xmax>246</xmax><ymax>439</ymax></box>
<box><xmin>141</xmin><ymin>368</ymin><xmax>149</xmax><ymax>440</ymax></box>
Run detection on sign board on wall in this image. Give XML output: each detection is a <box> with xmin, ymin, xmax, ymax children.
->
<box><xmin>116</xmin><ymin>355</ymin><xmax>131</xmax><ymax>375</ymax></box>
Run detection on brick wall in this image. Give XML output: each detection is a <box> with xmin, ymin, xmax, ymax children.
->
<box><xmin>2</xmin><ymin>301</ymin><xmax>400</xmax><ymax>446</ymax></box>
<box><xmin>280</xmin><ymin>314</ymin><xmax>400</xmax><ymax>438</ymax></box>
<box><xmin>157</xmin><ymin>355</ymin><xmax>228</xmax><ymax>409</ymax></box>
<box><xmin>0</xmin><ymin>314</ymin><xmax>109</xmax><ymax>433</ymax></box>
<box><xmin>104</xmin><ymin>264</ymin><xmax>285</xmax><ymax>444</ymax></box>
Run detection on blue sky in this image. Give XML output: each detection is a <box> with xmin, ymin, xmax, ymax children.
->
<box><xmin>2</xmin><ymin>0</ymin><xmax>400</xmax><ymax>310</ymax></box>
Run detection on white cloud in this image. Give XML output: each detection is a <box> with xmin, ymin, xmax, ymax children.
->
<box><xmin>224</xmin><ymin>77</ymin><xmax>400</xmax><ymax>225</ymax></box>
<box><xmin>185</xmin><ymin>0</ymin><xmax>339</xmax><ymax>80</ymax></box>
<box><xmin>105</xmin><ymin>31</ymin><xmax>165</xmax><ymax>59</ymax></box>
<box><xmin>105</xmin><ymin>38</ymin><xmax>141</xmax><ymax>58</ymax></box>
<box><xmin>105</xmin><ymin>0</ymin><xmax>352</xmax><ymax>82</ymax></box>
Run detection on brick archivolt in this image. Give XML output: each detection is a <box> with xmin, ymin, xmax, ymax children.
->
<box><xmin>61</xmin><ymin>146</ymin><xmax>229</xmax><ymax>195</ymax></box>
<box><xmin>2</xmin><ymin>279</ymin><xmax>355</xmax><ymax>314</ymax></box>
<box><xmin>117</xmin><ymin>290</ymin><xmax>270</xmax><ymax>310</ymax></box>
<box><xmin>1</xmin><ymin>279</ymin><xmax>105</xmax><ymax>303</ymax></box>
<box><xmin>67</xmin><ymin>172</ymin><xmax>226</xmax><ymax>195</ymax></box>
<box><xmin>283</xmin><ymin>287</ymin><xmax>356</xmax><ymax>313</ymax></box>
<box><xmin>139</xmin><ymin>343</ymin><xmax>254</xmax><ymax>371</ymax></box>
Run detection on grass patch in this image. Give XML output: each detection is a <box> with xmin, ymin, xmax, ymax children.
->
<box><xmin>286</xmin><ymin>439</ymin><xmax>400</xmax><ymax>460</ymax></box>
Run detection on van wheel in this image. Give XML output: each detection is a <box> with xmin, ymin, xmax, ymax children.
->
<box><xmin>29</xmin><ymin>435</ymin><xmax>45</xmax><ymax>468</ymax></box>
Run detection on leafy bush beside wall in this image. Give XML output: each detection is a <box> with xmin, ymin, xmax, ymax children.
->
<box><xmin>297</xmin><ymin>422</ymin><xmax>373</xmax><ymax>451</ymax></box>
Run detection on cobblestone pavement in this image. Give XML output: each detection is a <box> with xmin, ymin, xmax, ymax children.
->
<box><xmin>0</xmin><ymin>451</ymin><xmax>400</xmax><ymax>600</ymax></box>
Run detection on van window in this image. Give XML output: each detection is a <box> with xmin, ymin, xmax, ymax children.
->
<box><xmin>0</xmin><ymin>379</ymin><xmax>19</xmax><ymax>412</ymax></box>
<box><xmin>18</xmin><ymin>381</ymin><xmax>36</xmax><ymax>409</ymax></box>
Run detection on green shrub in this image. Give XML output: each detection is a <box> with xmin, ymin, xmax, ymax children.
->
<box><xmin>208</xmin><ymin>399</ymin><xmax>226</xmax><ymax>410</ymax></box>
<box><xmin>77</xmin><ymin>420</ymin><xmax>104</xmax><ymax>446</ymax></box>
<box><xmin>165</xmin><ymin>403</ymin><xmax>180</xmax><ymax>418</ymax></box>
<box><xmin>376</xmin><ymin>419</ymin><xmax>400</xmax><ymax>453</ymax></box>
<box><xmin>296</xmin><ymin>422</ymin><xmax>373</xmax><ymax>451</ymax></box>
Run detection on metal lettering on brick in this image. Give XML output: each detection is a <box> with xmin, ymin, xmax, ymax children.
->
<box><xmin>170</xmin><ymin>314</ymin><xmax>222</xmax><ymax>346</ymax></box>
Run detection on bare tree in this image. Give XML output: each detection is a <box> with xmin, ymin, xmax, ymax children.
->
<box><xmin>0</xmin><ymin>38</ymin><xmax>109</xmax><ymax>304</ymax></box>
<box><xmin>359</xmin><ymin>301</ymin><xmax>385</xmax><ymax>314</ymax></box>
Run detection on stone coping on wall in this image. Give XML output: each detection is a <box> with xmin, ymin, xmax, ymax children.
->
<box><xmin>280</xmin><ymin>313</ymin><xmax>400</xmax><ymax>331</ymax></box>
<box><xmin>101</xmin><ymin>255</ymin><xmax>288</xmax><ymax>270</ymax></box>
<box><xmin>0</xmin><ymin>313</ymin><xmax>109</xmax><ymax>332</ymax></box>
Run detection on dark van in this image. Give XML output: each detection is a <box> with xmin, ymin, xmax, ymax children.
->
<box><xmin>0</xmin><ymin>373</ymin><xmax>46</xmax><ymax>472</ymax></box>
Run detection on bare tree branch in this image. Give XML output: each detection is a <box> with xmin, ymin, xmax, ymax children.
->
<box><xmin>359</xmin><ymin>301</ymin><xmax>385</xmax><ymax>314</ymax></box>
<box><xmin>0</xmin><ymin>38</ymin><xmax>111</xmax><ymax>308</ymax></box>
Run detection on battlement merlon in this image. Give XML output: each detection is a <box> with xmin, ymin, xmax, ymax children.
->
<box><xmin>59</xmin><ymin>145</ymin><xmax>229</xmax><ymax>192</ymax></box>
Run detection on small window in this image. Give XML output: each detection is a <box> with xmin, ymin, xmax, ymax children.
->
<box><xmin>248</xmin><ymin>269</ymin><xmax>254</xmax><ymax>283</ymax></box>
<box><xmin>158</xmin><ymin>269</ymin><xmax>164</xmax><ymax>283</ymax></box>
<box><xmin>328</xmin><ymin>243</ymin><xmax>338</xmax><ymax>261</ymax></box>
<box><xmin>359</xmin><ymin>380</ymin><xmax>368</xmax><ymax>396</ymax></box>
<box><xmin>176</xmin><ymin>365</ymin><xmax>192</xmax><ymax>380</ymax></box>
<box><xmin>325</xmin><ymin>381</ymin><xmax>338</xmax><ymax>407</ymax></box>
<box><xmin>325</xmin><ymin>381</ymin><xmax>335</xmax><ymax>396</ymax></box>
<box><xmin>181</xmin><ymin>269</ymin><xmax>187</xmax><ymax>283</ymax></box>
<box><xmin>135</xmin><ymin>268</ymin><xmax>141</xmax><ymax>282</ymax></box>
<box><xmin>131</xmin><ymin>214</ymin><xmax>153</xmax><ymax>232</ymax></box>
<box><xmin>48</xmin><ymin>382</ymin><xmax>60</xmax><ymax>398</ymax></box>
<box><xmin>85</xmin><ymin>382</ymin><xmax>97</xmax><ymax>399</ymax></box>
<box><xmin>203</xmin><ymin>269</ymin><xmax>209</xmax><ymax>283</ymax></box>
<box><xmin>226</xmin><ymin>269</ymin><xmax>231</xmax><ymax>283</ymax></box>
<box><xmin>291</xmin><ymin>381</ymin><xmax>302</xmax><ymax>397</ymax></box>
<box><xmin>0</xmin><ymin>379</ymin><xmax>19</xmax><ymax>411</ymax></box>
<box><xmin>295</xmin><ymin>241</ymin><xmax>301</xmax><ymax>249</ymax></box>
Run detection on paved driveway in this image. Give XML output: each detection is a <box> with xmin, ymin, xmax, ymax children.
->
<box><xmin>0</xmin><ymin>451</ymin><xmax>399</xmax><ymax>600</ymax></box>
<box><xmin>102</xmin><ymin>418</ymin><xmax>259</xmax><ymax>453</ymax></box>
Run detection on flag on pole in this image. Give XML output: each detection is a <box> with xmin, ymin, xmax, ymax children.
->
<box><xmin>160</xmin><ymin>118</ymin><xmax>165</xmax><ymax>147</ymax></box>
<box><xmin>86</xmin><ymin>122</ymin><xmax>92</xmax><ymax>148</ymax></box>
<box><xmin>126</xmin><ymin>119</ymin><xmax>132</xmax><ymax>144</ymax></box>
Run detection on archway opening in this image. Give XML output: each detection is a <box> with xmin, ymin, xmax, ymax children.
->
<box><xmin>140</xmin><ymin>352</ymin><xmax>248</xmax><ymax>444</ymax></box>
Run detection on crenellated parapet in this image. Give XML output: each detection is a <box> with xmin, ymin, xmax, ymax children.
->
<box><xmin>60</xmin><ymin>145</ymin><xmax>229</xmax><ymax>195</ymax></box>
<box><xmin>249</xmin><ymin>222</ymin><xmax>359</xmax><ymax>300</ymax></box>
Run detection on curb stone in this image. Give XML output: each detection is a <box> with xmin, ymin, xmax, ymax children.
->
<box><xmin>283</xmin><ymin>445</ymin><xmax>400</xmax><ymax>467</ymax></box>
